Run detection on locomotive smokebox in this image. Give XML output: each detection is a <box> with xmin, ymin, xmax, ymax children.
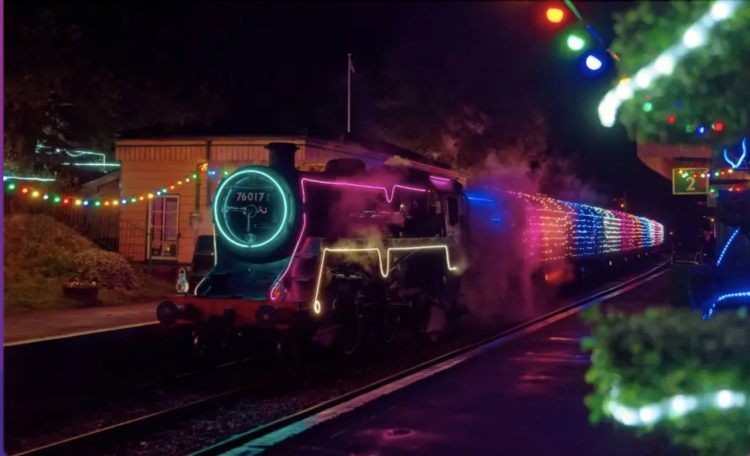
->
<box><xmin>266</xmin><ymin>142</ymin><xmax>298</xmax><ymax>171</ymax></box>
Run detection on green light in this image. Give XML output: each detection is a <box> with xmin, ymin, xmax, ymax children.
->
<box><xmin>642</xmin><ymin>102</ymin><xmax>653</xmax><ymax>112</ymax></box>
<box><xmin>7</xmin><ymin>183</ymin><xmax>17</xmax><ymax>191</ymax></box>
<box><xmin>223</xmin><ymin>170</ymin><xmax>229</xmax><ymax>176</ymax></box>
<box><xmin>94</xmin><ymin>201</ymin><xmax>101</xmax><ymax>207</ymax></box>
<box><xmin>162</xmin><ymin>188</ymin><xmax>168</xmax><ymax>193</ymax></box>
<box><xmin>714</xmin><ymin>171</ymin><xmax>720</xmax><ymax>177</ymax></box>
<box><xmin>684</xmin><ymin>124</ymin><xmax>693</xmax><ymax>133</ymax></box>
<box><xmin>192</xmin><ymin>173</ymin><xmax>198</xmax><ymax>179</ymax></box>
<box><xmin>566</xmin><ymin>34</ymin><xmax>586</xmax><ymax>51</ymax></box>
<box><xmin>53</xmin><ymin>196</ymin><xmax>61</xmax><ymax>203</ymax></box>
<box><xmin>131</xmin><ymin>197</ymin><xmax>137</xmax><ymax>203</ymax></box>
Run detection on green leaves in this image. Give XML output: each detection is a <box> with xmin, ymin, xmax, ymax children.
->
<box><xmin>582</xmin><ymin>307</ymin><xmax>750</xmax><ymax>455</ymax></box>
<box><xmin>611</xmin><ymin>1</ymin><xmax>750</xmax><ymax>145</ymax></box>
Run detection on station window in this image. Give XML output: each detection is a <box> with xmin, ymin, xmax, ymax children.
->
<box><xmin>148</xmin><ymin>195</ymin><xmax>179</xmax><ymax>260</ymax></box>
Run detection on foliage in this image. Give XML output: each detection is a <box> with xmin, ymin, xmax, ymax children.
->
<box><xmin>611</xmin><ymin>2</ymin><xmax>750</xmax><ymax>145</ymax></box>
<box><xmin>4</xmin><ymin>4</ymin><xmax>223</xmax><ymax>174</ymax></box>
<box><xmin>70</xmin><ymin>248</ymin><xmax>139</xmax><ymax>290</ymax></box>
<box><xmin>3</xmin><ymin>214</ymin><xmax>172</xmax><ymax>311</ymax></box>
<box><xmin>582</xmin><ymin>306</ymin><xmax>750</xmax><ymax>456</ymax></box>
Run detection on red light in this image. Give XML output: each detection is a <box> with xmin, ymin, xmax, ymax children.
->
<box><xmin>21</xmin><ymin>187</ymin><xmax>29</xmax><ymax>194</ymax></box>
<box><xmin>546</xmin><ymin>7</ymin><xmax>565</xmax><ymax>23</ymax></box>
<box><xmin>63</xmin><ymin>198</ymin><xmax>70</xmax><ymax>204</ymax></box>
<box><xmin>667</xmin><ymin>115</ymin><xmax>676</xmax><ymax>125</ymax></box>
<box><xmin>271</xmin><ymin>286</ymin><xmax>283</xmax><ymax>300</ymax></box>
<box><xmin>712</xmin><ymin>121</ymin><xmax>724</xmax><ymax>132</ymax></box>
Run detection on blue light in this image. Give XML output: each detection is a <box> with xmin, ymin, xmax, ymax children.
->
<box><xmin>702</xmin><ymin>290</ymin><xmax>750</xmax><ymax>320</ymax></box>
<box><xmin>723</xmin><ymin>137</ymin><xmax>747</xmax><ymax>169</ymax></box>
<box><xmin>467</xmin><ymin>196</ymin><xmax>494</xmax><ymax>203</ymax></box>
<box><xmin>695</xmin><ymin>124</ymin><xmax>707</xmax><ymax>136</ymax></box>
<box><xmin>716</xmin><ymin>228</ymin><xmax>740</xmax><ymax>266</ymax></box>
<box><xmin>586</xmin><ymin>55</ymin><xmax>603</xmax><ymax>71</ymax></box>
<box><xmin>580</xmin><ymin>50</ymin><xmax>608</xmax><ymax>77</ymax></box>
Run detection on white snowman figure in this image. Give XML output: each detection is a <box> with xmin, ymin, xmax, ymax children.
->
<box><xmin>176</xmin><ymin>267</ymin><xmax>189</xmax><ymax>294</ymax></box>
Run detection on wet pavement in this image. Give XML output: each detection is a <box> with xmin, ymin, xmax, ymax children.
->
<box><xmin>4</xmin><ymin>300</ymin><xmax>159</xmax><ymax>345</ymax></box>
<box><xmin>256</xmin><ymin>270</ymin><xmax>683</xmax><ymax>456</ymax></box>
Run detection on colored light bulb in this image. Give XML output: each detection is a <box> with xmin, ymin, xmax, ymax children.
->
<box><xmin>546</xmin><ymin>7</ymin><xmax>565</xmax><ymax>23</ymax></box>
<box><xmin>642</xmin><ymin>102</ymin><xmax>653</xmax><ymax>112</ymax></box>
<box><xmin>585</xmin><ymin>54</ymin><xmax>603</xmax><ymax>71</ymax></box>
<box><xmin>567</xmin><ymin>34</ymin><xmax>585</xmax><ymax>51</ymax></box>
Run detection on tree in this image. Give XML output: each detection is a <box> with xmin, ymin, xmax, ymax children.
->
<box><xmin>610</xmin><ymin>2</ymin><xmax>750</xmax><ymax>145</ymax></box>
<box><xmin>4</xmin><ymin>4</ymin><xmax>223</xmax><ymax>176</ymax></box>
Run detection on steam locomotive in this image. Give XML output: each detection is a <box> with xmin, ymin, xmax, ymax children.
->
<box><xmin>157</xmin><ymin>142</ymin><xmax>664</xmax><ymax>359</ymax></box>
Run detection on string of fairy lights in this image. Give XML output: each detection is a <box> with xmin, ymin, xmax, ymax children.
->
<box><xmin>510</xmin><ymin>192</ymin><xmax>664</xmax><ymax>263</ymax></box>
<box><xmin>3</xmin><ymin>166</ymin><xmax>232</xmax><ymax>209</ymax></box>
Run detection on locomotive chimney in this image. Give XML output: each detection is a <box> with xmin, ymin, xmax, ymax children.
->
<box><xmin>265</xmin><ymin>142</ymin><xmax>298</xmax><ymax>171</ymax></box>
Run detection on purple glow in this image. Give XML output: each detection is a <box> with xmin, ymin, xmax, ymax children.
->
<box><xmin>300</xmin><ymin>177</ymin><xmax>426</xmax><ymax>203</ymax></box>
<box><xmin>429</xmin><ymin>175</ymin><xmax>454</xmax><ymax>190</ymax></box>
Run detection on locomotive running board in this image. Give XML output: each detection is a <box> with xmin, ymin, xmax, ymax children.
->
<box><xmin>193</xmin><ymin>262</ymin><xmax>669</xmax><ymax>456</ymax></box>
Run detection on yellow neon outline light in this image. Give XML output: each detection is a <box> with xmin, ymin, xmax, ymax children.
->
<box><xmin>311</xmin><ymin>244</ymin><xmax>460</xmax><ymax>314</ymax></box>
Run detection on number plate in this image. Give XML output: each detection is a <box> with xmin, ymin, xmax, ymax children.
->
<box><xmin>672</xmin><ymin>168</ymin><xmax>708</xmax><ymax>195</ymax></box>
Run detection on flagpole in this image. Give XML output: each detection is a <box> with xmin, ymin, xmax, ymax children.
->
<box><xmin>347</xmin><ymin>53</ymin><xmax>352</xmax><ymax>134</ymax></box>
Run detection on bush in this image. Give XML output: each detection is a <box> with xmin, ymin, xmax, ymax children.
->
<box><xmin>70</xmin><ymin>248</ymin><xmax>139</xmax><ymax>290</ymax></box>
<box><xmin>582</xmin><ymin>306</ymin><xmax>750</xmax><ymax>456</ymax></box>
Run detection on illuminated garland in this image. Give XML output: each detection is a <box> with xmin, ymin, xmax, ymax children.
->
<box><xmin>716</xmin><ymin>228</ymin><xmax>741</xmax><ymax>266</ymax></box>
<box><xmin>3</xmin><ymin>166</ymin><xmax>231</xmax><ymax>209</ymax></box>
<box><xmin>509</xmin><ymin>192</ymin><xmax>664</xmax><ymax>263</ymax></box>
<box><xmin>311</xmin><ymin>245</ymin><xmax>460</xmax><ymax>314</ymax></box>
<box><xmin>598</xmin><ymin>1</ymin><xmax>741</xmax><ymax>127</ymax></box>
<box><xmin>702</xmin><ymin>290</ymin><xmax>750</xmax><ymax>320</ymax></box>
<box><xmin>3</xmin><ymin>175</ymin><xmax>56</xmax><ymax>182</ymax></box>
<box><xmin>607</xmin><ymin>387</ymin><xmax>747</xmax><ymax>427</ymax></box>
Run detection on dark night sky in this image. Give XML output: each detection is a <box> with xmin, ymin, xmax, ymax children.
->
<box><xmin>8</xmin><ymin>1</ymin><xmax>707</xmax><ymax>232</ymax></box>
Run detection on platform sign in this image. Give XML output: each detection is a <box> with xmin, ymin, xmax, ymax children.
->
<box><xmin>673</xmin><ymin>168</ymin><xmax>709</xmax><ymax>195</ymax></box>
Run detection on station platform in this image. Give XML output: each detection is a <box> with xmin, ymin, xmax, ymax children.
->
<box><xmin>4</xmin><ymin>301</ymin><xmax>159</xmax><ymax>346</ymax></box>
<box><xmin>251</xmin><ymin>270</ymin><xmax>682</xmax><ymax>455</ymax></box>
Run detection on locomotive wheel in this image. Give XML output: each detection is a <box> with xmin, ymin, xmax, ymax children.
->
<box><xmin>336</xmin><ymin>312</ymin><xmax>364</xmax><ymax>356</ymax></box>
<box><xmin>326</xmin><ymin>282</ymin><xmax>365</xmax><ymax>356</ymax></box>
<box><xmin>382</xmin><ymin>309</ymin><xmax>401</xmax><ymax>344</ymax></box>
<box><xmin>191</xmin><ymin>324</ymin><xmax>222</xmax><ymax>365</ymax></box>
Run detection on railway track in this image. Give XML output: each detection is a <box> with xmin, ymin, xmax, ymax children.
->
<box><xmin>194</xmin><ymin>262</ymin><xmax>669</xmax><ymax>455</ymax></box>
<box><xmin>12</xmin><ymin>262</ymin><xmax>667</xmax><ymax>456</ymax></box>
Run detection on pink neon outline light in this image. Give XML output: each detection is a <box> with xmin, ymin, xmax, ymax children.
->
<box><xmin>269</xmin><ymin>213</ymin><xmax>307</xmax><ymax>301</ymax></box>
<box><xmin>300</xmin><ymin>177</ymin><xmax>426</xmax><ymax>203</ymax></box>
<box><xmin>429</xmin><ymin>175</ymin><xmax>451</xmax><ymax>183</ymax></box>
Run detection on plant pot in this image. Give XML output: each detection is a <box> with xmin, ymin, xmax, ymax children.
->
<box><xmin>63</xmin><ymin>284</ymin><xmax>99</xmax><ymax>306</ymax></box>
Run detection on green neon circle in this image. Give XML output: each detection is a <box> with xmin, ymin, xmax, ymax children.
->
<box><xmin>213</xmin><ymin>168</ymin><xmax>290</xmax><ymax>249</ymax></box>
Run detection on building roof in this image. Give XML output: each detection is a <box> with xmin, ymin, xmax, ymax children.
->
<box><xmin>117</xmin><ymin>123</ymin><xmax>452</xmax><ymax>170</ymax></box>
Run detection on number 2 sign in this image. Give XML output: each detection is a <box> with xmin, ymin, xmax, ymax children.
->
<box><xmin>672</xmin><ymin>168</ymin><xmax>708</xmax><ymax>195</ymax></box>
